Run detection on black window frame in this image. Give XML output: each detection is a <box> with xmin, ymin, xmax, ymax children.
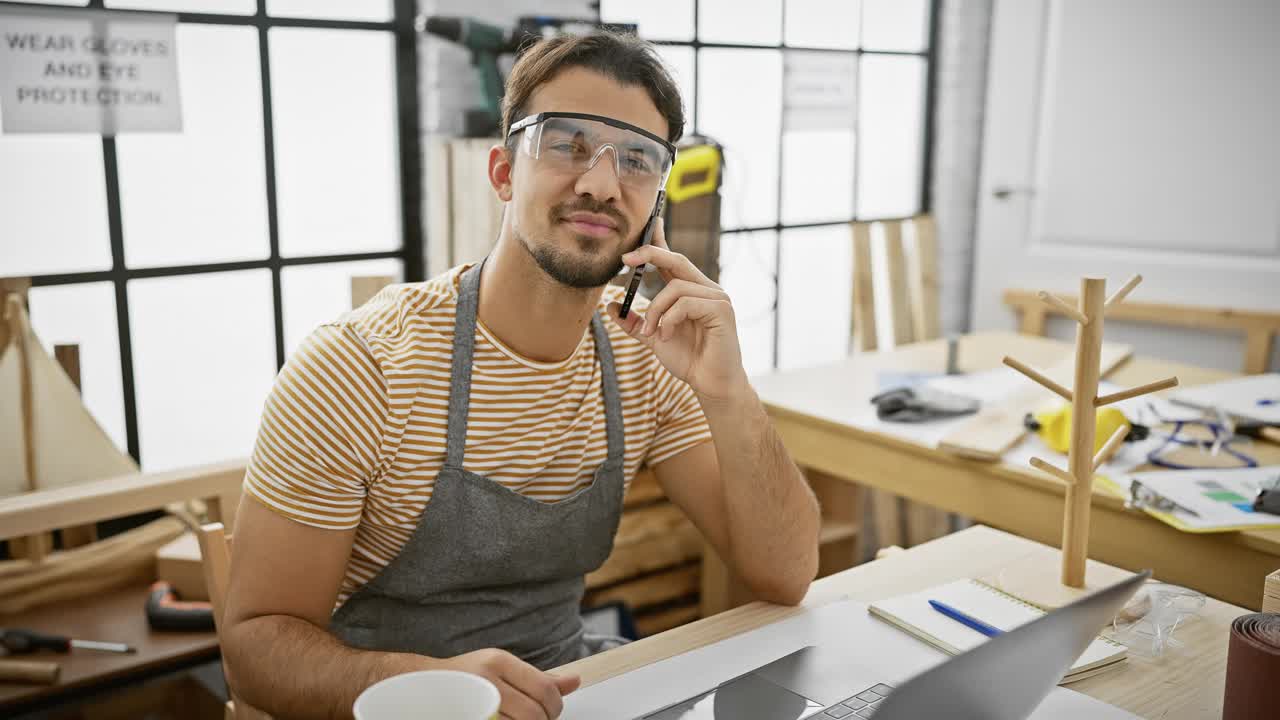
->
<box><xmin>4</xmin><ymin>0</ymin><xmax>424</xmax><ymax>465</ymax></box>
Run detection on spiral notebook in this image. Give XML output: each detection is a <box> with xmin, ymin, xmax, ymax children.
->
<box><xmin>868</xmin><ymin>579</ymin><xmax>1128</xmax><ymax>684</ymax></box>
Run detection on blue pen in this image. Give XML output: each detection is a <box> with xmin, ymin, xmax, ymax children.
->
<box><xmin>928</xmin><ymin>600</ymin><xmax>1003</xmax><ymax>637</ymax></box>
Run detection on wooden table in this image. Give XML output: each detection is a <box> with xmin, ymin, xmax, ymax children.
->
<box><xmin>560</xmin><ymin>525</ymin><xmax>1249</xmax><ymax>720</ymax></box>
<box><xmin>746</xmin><ymin>331</ymin><xmax>1280</xmax><ymax>610</ymax></box>
<box><xmin>0</xmin><ymin>582</ymin><xmax>220</xmax><ymax>712</ymax></box>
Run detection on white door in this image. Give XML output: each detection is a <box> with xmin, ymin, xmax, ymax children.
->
<box><xmin>970</xmin><ymin>0</ymin><xmax>1280</xmax><ymax>372</ymax></box>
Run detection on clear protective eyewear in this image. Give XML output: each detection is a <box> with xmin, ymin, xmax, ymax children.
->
<box><xmin>507</xmin><ymin>111</ymin><xmax>677</xmax><ymax>194</ymax></box>
<box><xmin>1105</xmin><ymin>582</ymin><xmax>1205</xmax><ymax>657</ymax></box>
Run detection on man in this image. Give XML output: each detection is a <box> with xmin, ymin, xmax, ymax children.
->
<box><xmin>222</xmin><ymin>32</ymin><xmax>820</xmax><ymax>720</ymax></box>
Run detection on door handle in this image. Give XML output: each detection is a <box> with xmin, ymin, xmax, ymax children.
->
<box><xmin>991</xmin><ymin>185</ymin><xmax>1035</xmax><ymax>200</ymax></box>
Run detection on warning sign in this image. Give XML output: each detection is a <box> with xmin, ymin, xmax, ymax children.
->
<box><xmin>0</xmin><ymin>6</ymin><xmax>181</xmax><ymax>134</ymax></box>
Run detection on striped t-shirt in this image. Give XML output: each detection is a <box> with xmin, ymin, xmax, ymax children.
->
<box><xmin>243</xmin><ymin>264</ymin><xmax>713</xmax><ymax>604</ymax></box>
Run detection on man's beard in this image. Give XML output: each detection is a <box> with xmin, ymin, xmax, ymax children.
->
<box><xmin>519</xmin><ymin>200</ymin><xmax>634</xmax><ymax>289</ymax></box>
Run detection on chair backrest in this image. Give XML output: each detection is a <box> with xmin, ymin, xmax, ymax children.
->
<box><xmin>850</xmin><ymin>215</ymin><xmax>940</xmax><ymax>352</ymax></box>
<box><xmin>195</xmin><ymin>523</ymin><xmax>273</xmax><ymax>720</ymax></box>
<box><xmin>1002</xmin><ymin>289</ymin><xmax>1280</xmax><ymax>374</ymax></box>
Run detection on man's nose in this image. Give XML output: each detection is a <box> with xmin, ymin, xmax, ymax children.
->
<box><xmin>574</xmin><ymin>144</ymin><xmax>623</xmax><ymax>203</ymax></box>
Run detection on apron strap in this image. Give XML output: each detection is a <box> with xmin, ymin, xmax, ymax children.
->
<box><xmin>444</xmin><ymin>261</ymin><xmax>484</xmax><ymax>468</ymax></box>
<box><xmin>446</xmin><ymin>259</ymin><xmax>626</xmax><ymax>469</ymax></box>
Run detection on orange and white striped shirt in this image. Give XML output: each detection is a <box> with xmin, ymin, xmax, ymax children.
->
<box><xmin>243</xmin><ymin>264</ymin><xmax>713</xmax><ymax>604</ymax></box>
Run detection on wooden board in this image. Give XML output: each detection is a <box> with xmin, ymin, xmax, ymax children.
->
<box><xmin>583</xmin><ymin>563</ymin><xmax>700</xmax><ymax>611</ymax></box>
<box><xmin>937</xmin><ymin>342</ymin><xmax>1133</xmax><ymax>461</ymax></box>
<box><xmin>623</xmin><ymin>468</ymin><xmax>665</xmax><ymax>508</ymax></box>
<box><xmin>1265</xmin><ymin>568</ymin><xmax>1280</xmax><ymax>613</ymax></box>
<box><xmin>587</xmin><ymin>503</ymin><xmax>701</xmax><ymax>589</ymax></box>
<box><xmin>881</xmin><ymin>221</ymin><xmax>914</xmax><ymax>347</ymax></box>
<box><xmin>635</xmin><ymin>601</ymin><xmax>700</xmax><ymax>638</ymax></box>
<box><xmin>850</xmin><ymin>223</ymin><xmax>877</xmax><ymax>352</ymax></box>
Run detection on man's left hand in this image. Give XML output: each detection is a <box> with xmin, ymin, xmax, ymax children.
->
<box><xmin>607</xmin><ymin>221</ymin><xmax>748</xmax><ymax>405</ymax></box>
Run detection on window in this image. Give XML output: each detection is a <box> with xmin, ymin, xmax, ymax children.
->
<box><xmin>4</xmin><ymin>0</ymin><xmax>422</xmax><ymax>470</ymax></box>
<box><xmin>602</xmin><ymin>0</ymin><xmax>936</xmax><ymax>373</ymax></box>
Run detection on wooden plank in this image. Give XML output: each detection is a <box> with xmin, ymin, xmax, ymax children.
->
<box><xmin>907</xmin><ymin>215</ymin><xmax>940</xmax><ymax>342</ymax></box>
<box><xmin>52</xmin><ymin>344</ymin><xmax>98</xmax><ymax>549</ymax></box>
<box><xmin>1265</xmin><ymin>569</ymin><xmax>1280</xmax><ymax>613</ymax></box>
<box><xmin>583</xmin><ymin>563</ymin><xmax>700</xmax><ymax>611</ymax></box>
<box><xmin>881</xmin><ymin>221</ymin><xmax>914</xmax><ymax>347</ymax></box>
<box><xmin>0</xmin><ymin>278</ymin><xmax>30</xmax><ymax>353</ymax></box>
<box><xmin>350</xmin><ymin>276</ymin><xmax>394</xmax><ymax>310</ymax></box>
<box><xmin>1244</xmin><ymin>329</ymin><xmax>1274</xmax><ymax>374</ymax></box>
<box><xmin>623</xmin><ymin>468</ymin><xmax>665</xmax><ymax>508</ymax></box>
<box><xmin>1003</xmin><ymin>288</ymin><xmax>1280</xmax><ymax>332</ymax></box>
<box><xmin>937</xmin><ymin>343</ymin><xmax>1133</xmax><ymax>461</ymax></box>
<box><xmin>635</xmin><ymin>601</ymin><xmax>700</xmax><ymax>637</ymax></box>
<box><xmin>1018</xmin><ymin>304</ymin><xmax>1048</xmax><ymax>336</ymax></box>
<box><xmin>587</xmin><ymin>504</ymin><xmax>702</xmax><ymax>589</ymax></box>
<box><xmin>850</xmin><ymin>223</ymin><xmax>877</xmax><ymax>352</ymax></box>
<box><xmin>425</xmin><ymin>135</ymin><xmax>454</xmax><ymax>275</ymax></box>
<box><xmin>0</xmin><ymin>459</ymin><xmax>246</xmax><ymax>540</ymax></box>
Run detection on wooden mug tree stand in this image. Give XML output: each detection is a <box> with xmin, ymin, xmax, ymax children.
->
<box><xmin>994</xmin><ymin>275</ymin><xmax>1180</xmax><ymax>608</ymax></box>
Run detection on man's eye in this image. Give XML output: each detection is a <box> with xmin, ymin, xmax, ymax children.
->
<box><xmin>548</xmin><ymin>141</ymin><xmax>585</xmax><ymax>155</ymax></box>
<box><xmin>623</xmin><ymin>157</ymin><xmax>653</xmax><ymax>173</ymax></box>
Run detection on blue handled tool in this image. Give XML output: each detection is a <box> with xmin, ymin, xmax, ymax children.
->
<box><xmin>928</xmin><ymin>600</ymin><xmax>1003</xmax><ymax>637</ymax></box>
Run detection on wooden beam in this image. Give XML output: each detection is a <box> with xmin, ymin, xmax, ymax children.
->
<box><xmin>882</xmin><ymin>221</ymin><xmax>914</xmax><ymax>347</ymax></box>
<box><xmin>851</xmin><ymin>223</ymin><xmax>877</xmax><ymax>352</ymax></box>
<box><xmin>0</xmin><ymin>459</ymin><xmax>247</xmax><ymax>540</ymax></box>
<box><xmin>52</xmin><ymin>344</ymin><xmax>99</xmax><ymax>549</ymax></box>
<box><xmin>1244</xmin><ymin>329</ymin><xmax>1275</xmax><ymax>374</ymax></box>
<box><xmin>1018</xmin><ymin>304</ymin><xmax>1047</xmax><ymax>336</ymax></box>
<box><xmin>1004</xmin><ymin>288</ymin><xmax>1280</xmax><ymax>333</ymax></box>
<box><xmin>907</xmin><ymin>215</ymin><xmax>940</xmax><ymax>342</ymax></box>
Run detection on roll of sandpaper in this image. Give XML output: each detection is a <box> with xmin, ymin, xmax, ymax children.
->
<box><xmin>0</xmin><ymin>659</ymin><xmax>60</xmax><ymax>685</ymax></box>
<box><xmin>1223</xmin><ymin>613</ymin><xmax>1280</xmax><ymax>720</ymax></box>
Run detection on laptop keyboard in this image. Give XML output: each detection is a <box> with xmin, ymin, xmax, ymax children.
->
<box><xmin>810</xmin><ymin>683</ymin><xmax>895</xmax><ymax>718</ymax></box>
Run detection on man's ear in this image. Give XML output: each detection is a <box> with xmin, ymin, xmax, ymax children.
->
<box><xmin>488</xmin><ymin>144</ymin><xmax>514</xmax><ymax>202</ymax></box>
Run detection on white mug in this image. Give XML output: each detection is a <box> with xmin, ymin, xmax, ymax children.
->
<box><xmin>353</xmin><ymin>670</ymin><xmax>500</xmax><ymax>720</ymax></box>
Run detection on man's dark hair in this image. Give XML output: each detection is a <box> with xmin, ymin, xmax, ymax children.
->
<box><xmin>501</xmin><ymin>31</ymin><xmax>686</xmax><ymax>151</ymax></box>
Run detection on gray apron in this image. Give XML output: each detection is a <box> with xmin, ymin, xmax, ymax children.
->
<box><xmin>330</xmin><ymin>260</ymin><xmax>629</xmax><ymax>670</ymax></box>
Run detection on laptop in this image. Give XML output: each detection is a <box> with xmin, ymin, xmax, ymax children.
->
<box><xmin>640</xmin><ymin>570</ymin><xmax>1149</xmax><ymax>720</ymax></box>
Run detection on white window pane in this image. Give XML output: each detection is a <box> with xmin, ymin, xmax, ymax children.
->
<box><xmin>699</xmin><ymin>49</ymin><xmax>781</xmax><ymax>229</ymax></box>
<box><xmin>129</xmin><ymin>270</ymin><xmax>276</xmax><ymax>471</ymax></box>
<box><xmin>699</xmin><ymin>0</ymin><xmax>782</xmax><ymax>45</ymax></box>
<box><xmin>27</xmin><ymin>283</ymin><xmax>128</xmax><ymax>455</ymax></box>
<box><xmin>719</xmin><ymin>231</ymin><xmax>776</xmax><ymax>376</ymax></box>
<box><xmin>268</xmin><ymin>0</ymin><xmax>392</xmax><ymax>22</ymax></box>
<box><xmin>281</xmin><ymin>259</ymin><xmax>401</xmax><ymax>357</ymax></box>
<box><xmin>857</xmin><ymin>56</ymin><xmax>924</xmax><ymax>219</ymax></box>
<box><xmin>270</xmin><ymin>28</ymin><xmax>401</xmax><ymax>257</ymax></box>
<box><xmin>861</xmin><ymin>0</ymin><xmax>929</xmax><ymax>52</ymax></box>
<box><xmin>778</xmin><ymin>226</ymin><xmax>851</xmax><ymax>370</ymax></box>
<box><xmin>785</xmin><ymin>0</ymin><xmax>860</xmax><ymax>49</ymax></box>
<box><xmin>601</xmin><ymin>0</ymin><xmax>694</xmax><ymax>41</ymax></box>
<box><xmin>106</xmin><ymin>0</ymin><xmax>254</xmax><ymax>13</ymax></box>
<box><xmin>118</xmin><ymin>25</ymin><xmax>269</xmax><ymax>268</ymax></box>
<box><xmin>654</xmin><ymin>45</ymin><xmax>696</xmax><ymax>135</ymax></box>
<box><xmin>783</xmin><ymin>130</ymin><xmax>854</xmax><ymax>223</ymax></box>
<box><xmin>0</xmin><ymin>137</ymin><xmax>111</xmax><ymax>276</ymax></box>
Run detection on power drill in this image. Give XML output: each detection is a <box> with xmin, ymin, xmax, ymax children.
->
<box><xmin>418</xmin><ymin>16</ymin><xmax>636</xmax><ymax>137</ymax></box>
<box><xmin>420</xmin><ymin>16</ymin><xmax>509</xmax><ymax>137</ymax></box>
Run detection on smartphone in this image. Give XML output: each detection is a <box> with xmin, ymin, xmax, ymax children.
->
<box><xmin>619</xmin><ymin>190</ymin><xmax>666</xmax><ymax>320</ymax></box>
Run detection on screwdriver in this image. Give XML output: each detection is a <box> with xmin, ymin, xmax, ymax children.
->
<box><xmin>0</xmin><ymin>628</ymin><xmax>136</xmax><ymax>655</ymax></box>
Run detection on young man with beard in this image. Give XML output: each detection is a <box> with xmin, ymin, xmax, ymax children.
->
<box><xmin>221</xmin><ymin>32</ymin><xmax>821</xmax><ymax>720</ymax></box>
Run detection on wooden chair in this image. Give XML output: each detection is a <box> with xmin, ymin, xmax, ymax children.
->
<box><xmin>850</xmin><ymin>215</ymin><xmax>957</xmax><ymax>556</ymax></box>
<box><xmin>1004</xmin><ymin>289</ymin><xmax>1280</xmax><ymax>374</ymax></box>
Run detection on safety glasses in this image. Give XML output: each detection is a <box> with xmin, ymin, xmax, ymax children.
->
<box><xmin>507</xmin><ymin>112</ymin><xmax>677</xmax><ymax>194</ymax></box>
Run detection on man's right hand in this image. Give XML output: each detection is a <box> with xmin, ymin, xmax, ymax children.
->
<box><xmin>438</xmin><ymin>648</ymin><xmax>581</xmax><ymax>719</ymax></box>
